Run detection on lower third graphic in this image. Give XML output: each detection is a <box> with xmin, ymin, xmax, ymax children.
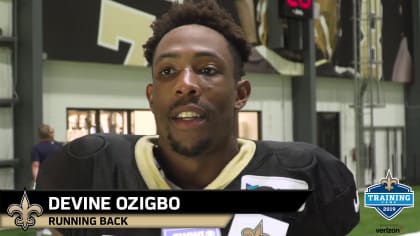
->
<box><xmin>365</xmin><ymin>170</ymin><xmax>414</xmax><ymax>220</ymax></box>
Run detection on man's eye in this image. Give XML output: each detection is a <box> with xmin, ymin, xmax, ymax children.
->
<box><xmin>199</xmin><ymin>67</ymin><xmax>217</xmax><ymax>76</ymax></box>
<box><xmin>160</xmin><ymin>67</ymin><xmax>176</xmax><ymax>76</ymax></box>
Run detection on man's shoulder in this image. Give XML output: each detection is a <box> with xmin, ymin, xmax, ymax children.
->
<box><xmin>256</xmin><ymin>140</ymin><xmax>320</xmax><ymax>154</ymax></box>
<box><xmin>37</xmin><ymin>133</ymin><xmax>147</xmax><ymax>189</ymax></box>
<box><xmin>72</xmin><ymin>133</ymin><xmax>143</xmax><ymax>142</ymax></box>
<box><xmin>250</xmin><ymin>140</ymin><xmax>359</xmax><ymax>235</ymax></box>
<box><xmin>65</xmin><ymin>133</ymin><xmax>143</xmax><ymax>158</ymax></box>
<box><xmin>253</xmin><ymin>140</ymin><xmax>338</xmax><ymax>168</ymax></box>
<box><xmin>32</xmin><ymin>140</ymin><xmax>58</xmax><ymax>152</ymax></box>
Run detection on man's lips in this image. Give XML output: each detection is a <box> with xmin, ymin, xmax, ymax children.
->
<box><xmin>170</xmin><ymin>104</ymin><xmax>206</xmax><ymax>119</ymax></box>
<box><xmin>170</xmin><ymin>105</ymin><xmax>207</xmax><ymax>128</ymax></box>
<box><xmin>175</xmin><ymin>111</ymin><xmax>203</xmax><ymax>120</ymax></box>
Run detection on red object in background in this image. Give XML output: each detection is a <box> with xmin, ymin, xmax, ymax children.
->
<box><xmin>287</xmin><ymin>0</ymin><xmax>312</xmax><ymax>9</ymax></box>
<box><xmin>281</xmin><ymin>0</ymin><xmax>313</xmax><ymax>19</ymax></box>
<box><xmin>287</xmin><ymin>0</ymin><xmax>299</xmax><ymax>7</ymax></box>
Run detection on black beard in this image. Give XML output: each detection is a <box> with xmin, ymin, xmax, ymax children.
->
<box><xmin>168</xmin><ymin>133</ymin><xmax>209</xmax><ymax>157</ymax></box>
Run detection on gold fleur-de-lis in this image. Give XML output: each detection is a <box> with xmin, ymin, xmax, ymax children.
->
<box><xmin>7</xmin><ymin>190</ymin><xmax>43</xmax><ymax>231</ymax></box>
<box><xmin>241</xmin><ymin>220</ymin><xmax>270</xmax><ymax>236</ymax></box>
<box><xmin>380</xmin><ymin>169</ymin><xmax>399</xmax><ymax>192</ymax></box>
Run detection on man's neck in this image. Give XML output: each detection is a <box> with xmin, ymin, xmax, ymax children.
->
<box><xmin>39</xmin><ymin>138</ymin><xmax>52</xmax><ymax>142</ymax></box>
<box><xmin>155</xmin><ymin>138</ymin><xmax>240</xmax><ymax>189</ymax></box>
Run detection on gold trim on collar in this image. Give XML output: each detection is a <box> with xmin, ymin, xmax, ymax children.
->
<box><xmin>134</xmin><ymin>136</ymin><xmax>256</xmax><ymax>190</ymax></box>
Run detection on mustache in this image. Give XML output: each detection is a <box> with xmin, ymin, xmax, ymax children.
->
<box><xmin>168</xmin><ymin>96</ymin><xmax>201</xmax><ymax>111</ymax></box>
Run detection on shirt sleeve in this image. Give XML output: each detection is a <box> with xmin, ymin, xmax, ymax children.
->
<box><xmin>285</xmin><ymin>145</ymin><xmax>360</xmax><ymax>236</ymax></box>
<box><xmin>31</xmin><ymin>146</ymin><xmax>40</xmax><ymax>162</ymax></box>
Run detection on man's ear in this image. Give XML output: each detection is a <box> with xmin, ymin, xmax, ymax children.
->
<box><xmin>235</xmin><ymin>80</ymin><xmax>251</xmax><ymax>110</ymax></box>
<box><xmin>146</xmin><ymin>83</ymin><xmax>154</xmax><ymax>109</ymax></box>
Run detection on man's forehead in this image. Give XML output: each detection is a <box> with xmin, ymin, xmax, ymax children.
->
<box><xmin>163</xmin><ymin>24</ymin><xmax>224</xmax><ymax>36</ymax></box>
<box><xmin>154</xmin><ymin>50</ymin><xmax>224</xmax><ymax>63</ymax></box>
<box><xmin>157</xmin><ymin>24</ymin><xmax>230</xmax><ymax>48</ymax></box>
<box><xmin>153</xmin><ymin>24</ymin><xmax>232</xmax><ymax>61</ymax></box>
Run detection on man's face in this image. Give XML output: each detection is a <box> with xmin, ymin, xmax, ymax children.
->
<box><xmin>147</xmin><ymin>24</ymin><xmax>249</xmax><ymax>157</ymax></box>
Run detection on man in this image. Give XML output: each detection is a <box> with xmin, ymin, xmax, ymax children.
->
<box><xmin>37</xmin><ymin>1</ymin><xmax>359</xmax><ymax>235</ymax></box>
<box><xmin>32</xmin><ymin>124</ymin><xmax>62</xmax><ymax>236</ymax></box>
<box><xmin>31</xmin><ymin>124</ymin><xmax>62</xmax><ymax>187</ymax></box>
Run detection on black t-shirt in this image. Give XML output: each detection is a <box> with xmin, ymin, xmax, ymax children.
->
<box><xmin>37</xmin><ymin>134</ymin><xmax>360</xmax><ymax>236</ymax></box>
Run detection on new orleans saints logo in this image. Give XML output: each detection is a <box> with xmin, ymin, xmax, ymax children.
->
<box><xmin>241</xmin><ymin>220</ymin><xmax>269</xmax><ymax>236</ymax></box>
<box><xmin>380</xmin><ymin>170</ymin><xmax>399</xmax><ymax>191</ymax></box>
<box><xmin>7</xmin><ymin>190</ymin><xmax>43</xmax><ymax>230</ymax></box>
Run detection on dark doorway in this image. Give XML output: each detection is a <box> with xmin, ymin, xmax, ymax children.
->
<box><xmin>317</xmin><ymin>112</ymin><xmax>340</xmax><ymax>159</ymax></box>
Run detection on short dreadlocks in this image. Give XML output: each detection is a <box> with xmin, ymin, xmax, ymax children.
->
<box><xmin>142</xmin><ymin>0</ymin><xmax>251</xmax><ymax>78</ymax></box>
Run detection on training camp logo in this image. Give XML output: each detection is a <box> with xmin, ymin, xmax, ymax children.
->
<box><xmin>365</xmin><ymin>170</ymin><xmax>414</xmax><ymax>220</ymax></box>
<box><xmin>7</xmin><ymin>190</ymin><xmax>43</xmax><ymax>230</ymax></box>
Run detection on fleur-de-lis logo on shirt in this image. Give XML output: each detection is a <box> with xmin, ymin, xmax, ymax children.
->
<box><xmin>7</xmin><ymin>190</ymin><xmax>43</xmax><ymax>230</ymax></box>
<box><xmin>241</xmin><ymin>220</ymin><xmax>269</xmax><ymax>236</ymax></box>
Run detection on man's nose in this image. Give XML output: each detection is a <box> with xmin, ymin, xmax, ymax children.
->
<box><xmin>175</xmin><ymin>68</ymin><xmax>201</xmax><ymax>97</ymax></box>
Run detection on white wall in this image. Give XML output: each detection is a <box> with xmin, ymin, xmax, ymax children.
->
<box><xmin>0</xmin><ymin>0</ymin><xmax>15</xmax><ymax>189</ymax></box>
<box><xmin>0</xmin><ymin>0</ymin><xmax>13</xmax><ymax>37</ymax></box>
<box><xmin>43</xmin><ymin>60</ymin><xmax>151</xmax><ymax>141</ymax></box>
<box><xmin>317</xmin><ymin>77</ymin><xmax>356</xmax><ymax>173</ymax></box>
<box><xmin>316</xmin><ymin>77</ymin><xmax>405</xmax><ymax>176</ymax></box>
<box><xmin>243</xmin><ymin>72</ymin><xmax>293</xmax><ymax>141</ymax></box>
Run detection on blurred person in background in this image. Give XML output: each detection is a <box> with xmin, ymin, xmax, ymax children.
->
<box><xmin>31</xmin><ymin>124</ymin><xmax>62</xmax><ymax>188</ymax></box>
